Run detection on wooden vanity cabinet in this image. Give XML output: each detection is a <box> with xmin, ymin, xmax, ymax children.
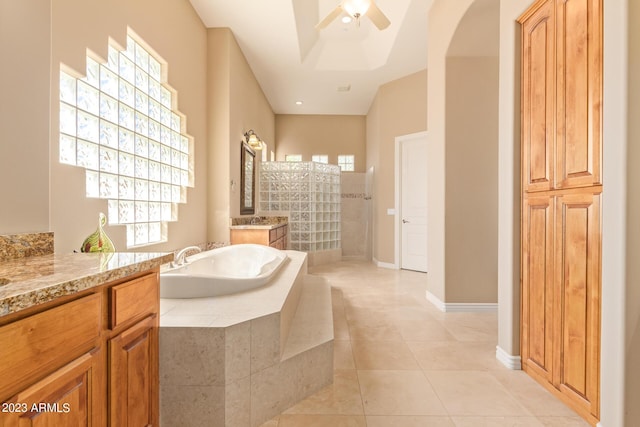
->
<box><xmin>230</xmin><ymin>224</ymin><xmax>288</xmax><ymax>250</ymax></box>
<box><xmin>0</xmin><ymin>269</ymin><xmax>160</xmax><ymax>427</ymax></box>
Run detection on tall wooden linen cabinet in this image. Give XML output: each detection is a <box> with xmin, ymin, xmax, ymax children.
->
<box><xmin>518</xmin><ymin>0</ymin><xmax>602</xmax><ymax>425</ymax></box>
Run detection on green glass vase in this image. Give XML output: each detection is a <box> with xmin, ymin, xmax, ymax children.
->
<box><xmin>81</xmin><ymin>212</ymin><xmax>116</xmax><ymax>253</ymax></box>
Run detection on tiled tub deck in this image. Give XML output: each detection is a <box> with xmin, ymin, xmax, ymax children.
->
<box><xmin>159</xmin><ymin>251</ymin><xmax>334</xmax><ymax>427</ymax></box>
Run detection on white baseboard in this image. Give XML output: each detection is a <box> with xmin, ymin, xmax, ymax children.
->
<box><xmin>426</xmin><ymin>291</ymin><xmax>447</xmax><ymax>311</ymax></box>
<box><xmin>425</xmin><ymin>291</ymin><xmax>498</xmax><ymax>312</ymax></box>
<box><xmin>496</xmin><ymin>345</ymin><xmax>522</xmax><ymax>370</ymax></box>
<box><xmin>373</xmin><ymin>257</ymin><xmax>398</xmax><ymax>269</ymax></box>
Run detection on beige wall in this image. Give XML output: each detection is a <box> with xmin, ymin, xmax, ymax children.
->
<box><xmin>365</xmin><ymin>69</ymin><xmax>427</xmax><ymax>264</ymax></box>
<box><xmin>207</xmin><ymin>29</ymin><xmax>232</xmax><ymax>245</ymax></box>
<box><xmin>274</xmin><ymin>114</ymin><xmax>365</xmax><ymax>171</ymax></box>
<box><xmin>624</xmin><ymin>1</ymin><xmax>640</xmax><ymax>426</ymax></box>
<box><xmin>625</xmin><ymin>0</ymin><xmax>639</xmax><ymax>424</ymax></box>
<box><xmin>427</xmin><ymin>0</ymin><xmax>475</xmax><ymax>302</ymax></box>
<box><xmin>496</xmin><ymin>0</ymin><xmax>528</xmax><ymax>367</ymax></box>
<box><xmin>445</xmin><ymin>56</ymin><xmax>498</xmax><ymax>303</ymax></box>
<box><xmin>0</xmin><ymin>1</ymin><xmax>51</xmax><ymax>234</ymax></box>
<box><xmin>366</xmin><ymin>96</ymin><xmax>381</xmax><ymax>259</ymax></box>
<box><xmin>207</xmin><ymin>28</ymin><xmax>275</xmax><ymax>243</ymax></box>
<box><xmin>21</xmin><ymin>0</ymin><xmax>209</xmax><ymax>253</ymax></box>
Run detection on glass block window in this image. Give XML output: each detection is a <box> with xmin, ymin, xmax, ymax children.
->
<box><xmin>285</xmin><ymin>154</ymin><xmax>302</xmax><ymax>162</ymax></box>
<box><xmin>338</xmin><ymin>155</ymin><xmax>355</xmax><ymax>171</ymax></box>
<box><xmin>312</xmin><ymin>154</ymin><xmax>328</xmax><ymax>164</ymax></box>
<box><xmin>59</xmin><ymin>35</ymin><xmax>194</xmax><ymax>248</ymax></box>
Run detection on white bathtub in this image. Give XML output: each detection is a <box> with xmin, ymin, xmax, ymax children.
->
<box><xmin>160</xmin><ymin>244</ymin><xmax>288</xmax><ymax>298</ymax></box>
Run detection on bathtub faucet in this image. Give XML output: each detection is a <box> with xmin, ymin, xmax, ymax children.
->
<box><xmin>172</xmin><ymin>246</ymin><xmax>202</xmax><ymax>267</ymax></box>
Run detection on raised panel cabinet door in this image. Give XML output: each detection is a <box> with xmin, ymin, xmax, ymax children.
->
<box><xmin>555</xmin><ymin>0</ymin><xmax>602</xmax><ymax>189</ymax></box>
<box><xmin>521</xmin><ymin>194</ymin><xmax>555</xmax><ymax>383</ymax></box>
<box><xmin>554</xmin><ymin>190</ymin><xmax>601</xmax><ymax>420</ymax></box>
<box><xmin>0</xmin><ymin>349</ymin><xmax>104</xmax><ymax>427</ymax></box>
<box><xmin>109</xmin><ymin>315</ymin><xmax>158</xmax><ymax>427</ymax></box>
<box><xmin>520</xmin><ymin>0</ymin><xmax>555</xmax><ymax>193</ymax></box>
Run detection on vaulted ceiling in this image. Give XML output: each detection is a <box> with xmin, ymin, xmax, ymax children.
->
<box><xmin>189</xmin><ymin>0</ymin><xmax>433</xmax><ymax>115</ymax></box>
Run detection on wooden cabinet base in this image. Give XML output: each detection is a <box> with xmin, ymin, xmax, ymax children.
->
<box><xmin>230</xmin><ymin>224</ymin><xmax>288</xmax><ymax>249</ymax></box>
<box><xmin>0</xmin><ymin>270</ymin><xmax>160</xmax><ymax>427</ymax></box>
<box><xmin>0</xmin><ymin>349</ymin><xmax>104</xmax><ymax>427</ymax></box>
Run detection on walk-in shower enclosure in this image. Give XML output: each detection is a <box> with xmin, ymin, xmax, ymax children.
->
<box><xmin>259</xmin><ymin>162</ymin><xmax>341</xmax><ymax>252</ymax></box>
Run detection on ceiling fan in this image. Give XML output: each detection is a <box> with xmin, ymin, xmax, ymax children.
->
<box><xmin>316</xmin><ymin>0</ymin><xmax>391</xmax><ymax>31</ymax></box>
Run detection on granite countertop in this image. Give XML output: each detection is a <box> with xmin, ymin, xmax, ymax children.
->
<box><xmin>229</xmin><ymin>216</ymin><xmax>288</xmax><ymax>230</ymax></box>
<box><xmin>229</xmin><ymin>223</ymin><xmax>286</xmax><ymax>230</ymax></box>
<box><xmin>0</xmin><ymin>251</ymin><xmax>173</xmax><ymax>318</ymax></box>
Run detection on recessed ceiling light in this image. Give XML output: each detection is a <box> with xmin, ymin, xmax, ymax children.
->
<box><xmin>342</xmin><ymin>16</ymin><xmax>352</xmax><ymax>24</ymax></box>
<box><xmin>295</xmin><ymin>100</ymin><xmax>303</xmax><ymax>105</ymax></box>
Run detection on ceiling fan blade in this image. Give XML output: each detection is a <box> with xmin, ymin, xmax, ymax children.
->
<box><xmin>366</xmin><ymin>2</ymin><xmax>390</xmax><ymax>30</ymax></box>
<box><xmin>316</xmin><ymin>5</ymin><xmax>343</xmax><ymax>30</ymax></box>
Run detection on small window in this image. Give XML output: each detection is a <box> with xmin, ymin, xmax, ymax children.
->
<box><xmin>338</xmin><ymin>155</ymin><xmax>355</xmax><ymax>171</ymax></box>
<box><xmin>312</xmin><ymin>154</ymin><xmax>328</xmax><ymax>164</ymax></box>
<box><xmin>285</xmin><ymin>154</ymin><xmax>302</xmax><ymax>162</ymax></box>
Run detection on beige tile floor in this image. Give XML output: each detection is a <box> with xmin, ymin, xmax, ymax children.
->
<box><xmin>261</xmin><ymin>260</ymin><xmax>590</xmax><ymax>427</ymax></box>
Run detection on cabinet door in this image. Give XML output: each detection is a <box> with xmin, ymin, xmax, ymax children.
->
<box><xmin>555</xmin><ymin>0</ymin><xmax>602</xmax><ymax>189</ymax></box>
<box><xmin>109</xmin><ymin>316</ymin><xmax>158</xmax><ymax>427</ymax></box>
<box><xmin>230</xmin><ymin>229</ymin><xmax>269</xmax><ymax>246</ymax></box>
<box><xmin>554</xmin><ymin>190</ymin><xmax>600</xmax><ymax>419</ymax></box>
<box><xmin>521</xmin><ymin>194</ymin><xmax>555</xmax><ymax>383</ymax></box>
<box><xmin>521</xmin><ymin>0</ymin><xmax>555</xmax><ymax>192</ymax></box>
<box><xmin>0</xmin><ymin>349</ymin><xmax>104</xmax><ymax>427</ymax></box>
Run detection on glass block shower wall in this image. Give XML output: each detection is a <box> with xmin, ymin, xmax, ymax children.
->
<box><xmin>259</xmin><ymin>162</ymin><xmax>341</xmax><ymax>252</ymax></box>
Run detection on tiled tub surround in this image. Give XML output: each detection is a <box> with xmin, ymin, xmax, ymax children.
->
<box><xmin>159</xmin><ymin>251</ymin><xmax>334</xmax><ymax>426</ymax></box>
<box><xmin>0</xmin><ymin>247</ymin><xmax>172</xmax><ymax>317</ymax></box>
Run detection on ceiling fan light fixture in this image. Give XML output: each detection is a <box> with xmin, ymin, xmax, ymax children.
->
<box><xmin>343</xmin><ymin>0</ymin><xmax>371</xmax><ymax>18</ymax></box>
<box><xmin>316</xmin><ymin>0</ymin><xmax>388</xmax><ymax>31</ymax></box>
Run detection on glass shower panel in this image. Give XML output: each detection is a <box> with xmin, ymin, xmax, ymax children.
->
<box><xmin>260</xmin><ymin>161</ymin><xmax>341</xmax><ymax>252</ymax></box>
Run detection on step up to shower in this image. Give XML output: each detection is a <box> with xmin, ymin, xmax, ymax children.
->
<box><xmin>158</xmin><ymin>251</ymin><xmax>334</xmax><ymax>427</ymax></box>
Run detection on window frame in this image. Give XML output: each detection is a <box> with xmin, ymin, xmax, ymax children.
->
<box><xmin>337</xmin><ymin>154</ymin><xmax>355</xmax><ymax>171</ymax></box>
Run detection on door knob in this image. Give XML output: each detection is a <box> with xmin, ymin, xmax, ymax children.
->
<box><xmin>402</xmin><ymin>219</ymin><xmax>410</xmax><ymax>224</ymax></box>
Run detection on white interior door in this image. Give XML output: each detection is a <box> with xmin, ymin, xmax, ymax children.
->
<box><xmin>400</xmin><ymin>136</ymin><xmax>428</xmax><ymax>272</ymax></box>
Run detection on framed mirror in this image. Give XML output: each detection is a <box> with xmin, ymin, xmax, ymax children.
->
<box><xmin>240</xmin><ymin>142</ymin><xmax>256</xmax><ymax>215</ymax></box>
